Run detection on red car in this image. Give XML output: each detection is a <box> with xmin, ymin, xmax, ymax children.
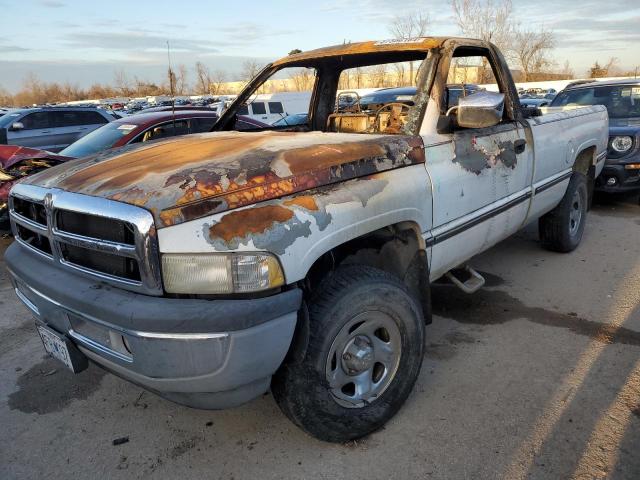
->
<box><xmin>0</xmin><ymin>110</ymin><xmax>269</xmax><ymax>225</ymax></box>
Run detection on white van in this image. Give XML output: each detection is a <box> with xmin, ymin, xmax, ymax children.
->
<box><xmin>237</xmin><ymin>100</ymin><xmax>286</xmax><ymax>125</ymax></box>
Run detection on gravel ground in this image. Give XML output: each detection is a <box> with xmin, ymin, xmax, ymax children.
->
<box><xmin>1</xmin><ymin>195</ymin><xmax>638</xmax><ymax>480</ymax></box>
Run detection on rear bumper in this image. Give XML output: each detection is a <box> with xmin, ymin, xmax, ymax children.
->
<box><xmin>6</xmin><ymin>241</ymin><xmax>302</xmax><ymax>409</ymax></box>
<box><xmin>595</xmin><ymin>162</ymin><xmax>640</xmax><ymax>193</ymax></box>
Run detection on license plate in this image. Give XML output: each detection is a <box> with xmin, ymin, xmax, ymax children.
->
<box><xmin>37</xmin><ymin>325</ymin><xmax>76</xmax><ymax>371</ymax></box>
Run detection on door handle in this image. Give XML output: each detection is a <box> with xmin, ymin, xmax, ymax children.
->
<box><xmin>514</xmin><ymin>139</ymin><xmax>526</xmax><ymax>154</ymax></box>
<box><xmin>40</xmin><ymin>130</ymin><xmax>51</xmax><ymax>133</ymax></box>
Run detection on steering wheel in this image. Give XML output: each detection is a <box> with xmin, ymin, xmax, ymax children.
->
<box><xmin>373</xmin><ymin>102</ymin><xmax>411</xmax><ymax>133</ymax></box>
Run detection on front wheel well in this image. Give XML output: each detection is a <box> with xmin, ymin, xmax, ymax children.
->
<box><xmin>301</xmin><ymin>222</ymin><xmax>431</xmax><ymax>323</ymax></box>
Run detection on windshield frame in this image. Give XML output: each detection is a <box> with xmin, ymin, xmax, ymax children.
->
<box><xmin>213</xmin><ymin>49</ymin><xmax>436</xmax><ymax>136</ymax></box>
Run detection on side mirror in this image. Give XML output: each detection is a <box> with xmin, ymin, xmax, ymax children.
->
<box><xmin>10</xmin><ymin>122</ymin><xmax>24</xmax><ymax>131</ymax></box>
<box><xmin>451</xmin><ymin>91</ymin><xmax>505</xmax><ymax>129</ymax></box>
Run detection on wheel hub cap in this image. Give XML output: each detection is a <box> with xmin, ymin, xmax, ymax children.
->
<box><xmin>341</xmin><ymin>336</ymin><xmax>374</xmax><ymax>375</ymax></box>
<box><xmin>569</xmin><ymin>189</ymin><xmax>583</xmax><ymax>236</ymax></box>
<box><xmin>325</xmin><ymin>311</ymin><xmax>402</xmax><ymax>409</ymax></box>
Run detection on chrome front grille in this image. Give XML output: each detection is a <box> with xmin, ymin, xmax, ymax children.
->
<box><xmin>9</xmin><ymin>184</ymin><xmax>162</xmax><ymax>296</ymax></box>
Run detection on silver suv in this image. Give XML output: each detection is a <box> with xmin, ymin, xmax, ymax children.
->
<box><xmin>0</xmin><ymin>107</ymin><xmax>117</xmax><ymax>152</ymax></box>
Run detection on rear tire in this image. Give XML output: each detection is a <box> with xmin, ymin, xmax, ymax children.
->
<box><xmin>539</xmin><ymin>172</ymin><xmax>588</xmax><ymax>252</ymax></box>
<box><xmin>272</xmin><ymin>265</ymin><xmax>425</xmax><ymax>443</ymax></box>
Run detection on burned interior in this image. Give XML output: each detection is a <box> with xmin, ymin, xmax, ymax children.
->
<box><xmin>214</xmin><ymin>40</ymin><xmax>441</xmax><ymax>136</ymax></box>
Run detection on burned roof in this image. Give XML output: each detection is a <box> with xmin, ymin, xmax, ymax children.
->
<box><xmin>272</xmin><ymin>37</ymin><xmax>448</xmax><ymax>67</ymax></box>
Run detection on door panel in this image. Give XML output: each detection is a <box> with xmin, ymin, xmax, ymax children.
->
<box><xmin>421</xmin><ymin>42</ymin><xmax>535</xmax><ymax>279</ymax></box>
<box><xmin>425</xmin><ymin>123</ymin><xmax>532</xmax><ymax>278</ymax></box>
<box><xmin>8</xmin><ymin>112</ymin><xmax>58</xmax><ymax>150</ymax></box>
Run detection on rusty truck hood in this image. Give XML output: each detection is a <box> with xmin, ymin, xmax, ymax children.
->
<box><xmin>25</xmin><ymin>130</ymin><xmax>424</xmax><ymax>227</ymax></box>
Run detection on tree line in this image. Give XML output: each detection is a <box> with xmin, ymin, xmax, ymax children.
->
<box><xmin>0</xmin><ymin>61</ymin><xmax>234</xmax><ymax>107</ymax></box>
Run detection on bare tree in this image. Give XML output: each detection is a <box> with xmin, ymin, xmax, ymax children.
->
<box><xmin>512</xmin><ymin>28</ymin><xmax>555</xmax><ymax>82</ymax></box>
<box><xmin>210</xmin><ymin>69</ymin><xmax>227</xmax><ymax>95</ymax></box>
<box><xmin>392</xmin><ymin>63</ymin><xmax>406</xmax><ymax>86</ymax></box>
<box><xmin>388</xmin><ymin>12</ymin><xmax>430</xmax><ymax>83</ymax></box>
<box><xmin>353</xmin><ymin>67</ymin><xmax>364</xmax><ymax>89</ymax></box>
<box><xmin>175</xmin><ymin>64</ymin><xmax>188</xmax><ymax>95</ymax></box>
<box><xmin>561</xmin><ymin>60</ymin><xmax>575</xmax><ymax>79</ymax></box>
<box><xmin>590</xmin><ymin>57</ymin><xmax>619</xmax><ymax>78</ymax></box>
<box><xmin>369</xmin><ymin>64</ymin><xmax>389</xmax><ymax>88</ymax></box>
<box><xmin>195</xmin><ymin>61</ymin><xmax>211</xmax><ymax>95</ymax></box>
<box><xmin>113</xmin><ymin>69</ymin><xmax>132</xmax><ymax>96</ymax></box>
<box><xmin>338</xmin><ymin>70</ymin><xmax>351</xmax><ymax>90</ymax></box>
<box><xmin>241</xmin><ymin>59</ymin><xmax>262</xmax><ymax>82</ymax></box>
<box><xmin>0</xmin><ymin>86</ymin><xmax>13</xmax><ymax>106</ymax></box>
<box><xmin>451</xmin><ymin>0</ymin><xmax>515</xmax><ymax>56</ymax></box>
<box><xmin>388</xmin><ymin>12</ymin><xmax>430</xmax><ymax>39</ymax></box>
<box><xmin>291</xmin><ymin>68</ymin><xmax>315</xmax><ymax>91</ymax></box>
<box><xmin>605</xmin><ymin>57</ymin><xmax>620</xmax><ymax>76</ymax></box>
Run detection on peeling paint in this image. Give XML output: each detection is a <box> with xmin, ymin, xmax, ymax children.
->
<box><xmin>208</xmin><ymin>205</ymin><xmax>295</xmax><ymax>243</ymax></box>
<box><xmin>205</xmin><ymin>176</ymin><xmax>389</xmax><ymax>254</ymax></box>
<box><xmin>453</xmin><ymin>135</ymin><xmax>518</xmax><ymax>174</ymax></box>
<box><xmin>27</xmin><ymin>131</ymin><xmax>423</xmax><ymax>228</ymax></box>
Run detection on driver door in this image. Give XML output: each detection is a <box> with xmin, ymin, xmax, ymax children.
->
<box><xmin>423</xmin><ymin>45</ymin><xmax>533</xmax><ymax>279</ymax></box>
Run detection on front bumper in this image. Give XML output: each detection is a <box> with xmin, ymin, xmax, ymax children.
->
<box><xmin>5</xmin><ymin>241</ymin><xmax>302</xmax><ymax>409</ymax></box>
<box><xmin>595</xmin><ymin>161</ymin><xmax>640</xmax><ymax>194</ymax></box>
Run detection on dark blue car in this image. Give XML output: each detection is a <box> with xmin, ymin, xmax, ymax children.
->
<box><xmin>551</xmin><ymin>79</ymin><xmax>640</xmax><ymax>195</ymax></box>
<box><xmin>356</xmin><ymin>84</ymin><xmax>480</xmax><ymax>112</ymax></box>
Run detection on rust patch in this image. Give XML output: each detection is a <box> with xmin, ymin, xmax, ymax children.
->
<box><xmin>158</xmin><ymin>134</ymin><xmax>423</xmax><ymax>227</ymax></box>
<box><xmin>282</xmin><ymin>142</ymin><xmax>387</xmax><ymax>174</ymax></box>
<box><xmin>208</xmin><ymin>205</ymin><xmax>294</xmax><ymax>243</ymax></box>
<box><xmin>283</xmin><ymin>195</ymin><xmax>319</xmax><ymax>211</ymax></box>
<box><xmin>55</xmin><ymin>134</ymin><xmax>276</xmax><ymax>192</ymax></box>
<box><xmin>272</xmin><ymin>37</ymin><xmax>445</xmax><ymax>66</ymax></box>
<box><xmin>205</xmin><ymin>175</ymin><xmax>390</xmax><ymax>254</ymax></box>
<box><xmin>27</xmin><ymin>131</ymin><xmax>424</xmax><ymax>228</ymax></box>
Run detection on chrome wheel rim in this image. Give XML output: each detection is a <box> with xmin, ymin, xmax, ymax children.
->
<box><xmin>569</xmin><ymin>189</ymin><xmax>583</xmax><ymax>236</ymax></box>
<box><xmin>325</xmin><ymin>311</ymin><xmax>401</xmax><ymax>408</ymax></box>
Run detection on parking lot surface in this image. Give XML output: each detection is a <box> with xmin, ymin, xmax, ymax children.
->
<box><xmin>1</xmin><ymin>197</ymin><xmax>638</xmax><ymax>480</ymax></box>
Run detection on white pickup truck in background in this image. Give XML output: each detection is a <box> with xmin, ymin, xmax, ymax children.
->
<box><xmin>6</xmin><ymin>37</ymin><xmax>608</xmax><ymax>443</ymax></box>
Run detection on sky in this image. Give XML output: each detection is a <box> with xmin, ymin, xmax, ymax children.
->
<box><xmin>1</xmin><ymin>0</ymin><xmax>639</xmax><ymax>92</ymax></box>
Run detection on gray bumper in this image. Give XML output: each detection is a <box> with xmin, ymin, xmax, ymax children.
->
<box><xmin>5</xmin><ymin>242</ymin><xmax>301</xmax><ymax>409</ymax></box>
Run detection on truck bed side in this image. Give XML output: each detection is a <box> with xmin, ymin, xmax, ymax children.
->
<box><xmin>524</xmin><ymin>105</ymin><xmax>608</xmax><ymax>222</ymax></box>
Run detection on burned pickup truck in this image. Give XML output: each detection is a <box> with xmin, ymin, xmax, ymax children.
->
<box><xmin>5</xmin><ymin>37</ymin><xmax>608</xmax><ymax>442</ymax></box>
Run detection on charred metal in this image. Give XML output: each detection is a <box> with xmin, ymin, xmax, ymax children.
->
<box><xmin>205</xmin><ymin>176</ymin><xmax>389</xmax><ymax>254</ymax></box>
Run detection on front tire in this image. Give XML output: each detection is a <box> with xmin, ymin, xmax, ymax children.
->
<box><xmin>272</xmin><ymin>265</ymin><xmax>425</xmax><ymax>443</ymax></box>
<box><xmin>539</xmin><ymin>172</ymin><xmax>588</xmax><ymax>253</ymax></box>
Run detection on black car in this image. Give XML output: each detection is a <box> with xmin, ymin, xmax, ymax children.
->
<box><xmin>357</xmin><ymin>84</ymin><xmax>480</xmax><ymax>112</ymax></box>
<box><xmin>551</xmin><ymin>79</ymin><xmax>640</xmax><ymax>195</ymax></box>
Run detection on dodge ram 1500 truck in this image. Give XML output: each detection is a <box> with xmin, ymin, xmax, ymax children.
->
<box><xmin>5</xmin><ymin>37</ymin><xmax>608</xmax><ymax>442</ymax></box>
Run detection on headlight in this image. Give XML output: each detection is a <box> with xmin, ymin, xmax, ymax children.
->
<box><xmin>609</xmin><ymin>136</ymin><xmax>633</xmax><ymax>153</ymax></box>
<box><xmin>161</xmin><ymin>252</ymin><xmax>285</xmax><ymax>294</ymax></box>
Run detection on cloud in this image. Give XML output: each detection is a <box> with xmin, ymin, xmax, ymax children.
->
<box><xmin>161</xmin><ymin>23</ymin><xmax>188</xmax><ymax>29</ymax></box>
<box><xmin>40</xmin><ymin>0</ymin><xmax>65</xmax><ymax>7</ymax></box>
<box><xmin>0</xmin><ymin>43</ymin><xmax>30</xmax><ymax>53</ymax></box>
<box><xmin>61</xmin><ymin>22</ymin><xmax>301</xmax><ymax>57</ymax></box>
<box><xmin>215</xmin><ymin>22</ymin><xmax>300</xmax><ymax>42</ymax></box>
<box><xmin>63</xmin><ymin>31</ymin><xmax>222</xmax><ymax>54</ymax></box>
